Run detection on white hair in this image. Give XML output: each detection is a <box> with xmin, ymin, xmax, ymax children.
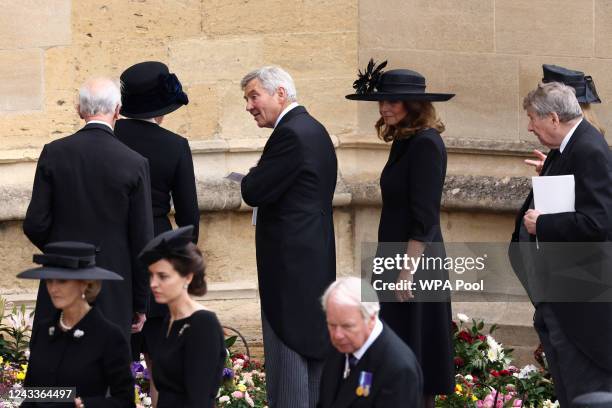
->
<box><xmin>523</xmin><ymin>82</ymin><xmax>582</xmax><ymax>122</ymax></box>
<box><xmin>321</xmin><ymin>277</ymin><xmax>380</xmax><ymax>322</ymax></box>
<box><xmin>240</xmin><ymin>66</ymin><xmax>297</xmax><ymax>102</ymax></box>
<box><xmin>78</xmin><ymin>77</ymin><xmax>122</xmax><ymax>117</ymax></box>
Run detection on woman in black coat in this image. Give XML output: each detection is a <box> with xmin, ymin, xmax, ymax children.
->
<box><xmin>18</xmin><ymin>242</ymin><xmax>134</xmax><ymax>408</ymax></box>
<box><xmin>346</xmin><ymin>62</ymin><xmax>455</xmax><ymax>407</ymax></box>
<box><xmin>114</xmin><ymin>62</ymin><xmax>200</xmax><ymax>382</ymax></box>
<box><xmin>138</xmin><ymin>226</ymin><xmax>225</xmax><ymax>408</ymax></box>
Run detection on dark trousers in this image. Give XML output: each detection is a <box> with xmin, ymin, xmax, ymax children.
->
<box><xmin>262</xmin><ymin>312</ymin><xmax>323</xmax><ymax>408</ymax></box>
<box><xmin>534</xmin><ymin>304</ymin><xmax>612</xmax><ymax>407</ymax></box>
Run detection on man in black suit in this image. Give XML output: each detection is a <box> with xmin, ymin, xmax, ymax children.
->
<box><xmin>318</xmin><ymin>277</ymin><xmax>423</xmax><ymax>407</ymax></box>
<box><xmin>510</xmin><ymin>81</ymin><xmax>612</xmax><ymax>406</ymax></box>
<box><xmin>23</xmin><ymin>77</ymin><xmax>154</xmax><ymax>340</ymax></box>
<box><xmin>240</xmin><ymin>66</ymin><xmax>337</xmax><ymax>408</ymax></box>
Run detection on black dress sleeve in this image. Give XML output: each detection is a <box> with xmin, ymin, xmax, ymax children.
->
<box><xmin>182</xmin><ymin>312</ymin><xmax>224</xmax><ymax>408</ymax></box>
<box><xmin>406</xmin><ymin>132</ymin><xmax>445</xmax><ymax>242</ymax></box>
<box><xmin>171</xmin><ymin>138</ymin><xmax>200</xmax><ymax>243</ymax></box>
<box><xmin>23</xmin><ymin>145</ymin><xmax>53</xmax><ymax>251</ymax></box>
<box><xmin>82</xmin><ymin>326</ymin><xmax>135</xmax><ymax>408</ymax></box>
<box><xmin>241</xmin><ymin>130</ymin><xmax>304</xmax><ymax>206</ymax></box>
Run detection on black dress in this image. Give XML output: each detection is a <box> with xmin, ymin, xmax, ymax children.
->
<box><xmin>115</xmin><ymin>118</ymin><xmax>200</xmax><ymax>359</ymax></box>
<box><xmin>153</xmin><ymin>309</ymin><xmax>225</xmax><ymax>408</ymax></box>
<box><xmin>377</xmin><ymin>129</ymin><xmax>454</xmax><ymax>394</ymax></box>
<box><xmin>22</xmin><ymin>307</ymin><xmax>135</xmax><ymax>407</ymax></box>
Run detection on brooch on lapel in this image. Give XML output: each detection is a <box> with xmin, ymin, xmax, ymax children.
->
<box><xmin>73</xmin><ymin>329</ymin><xmax>85</xmax><ymax>339</ymax></box>
<box><xmin>178</xmin><ymin>323</ymin><xmax>190</xmax><ymax>336</ymax></box>
<box><xmin>355</xmin><ymin>371</ymin><xmax>372</xmax><ymax>397</ymax></box>
<box><xmin>48</xmin><ymin>326</ymin><xmax>55</xmax><ymax>336</ymax></box>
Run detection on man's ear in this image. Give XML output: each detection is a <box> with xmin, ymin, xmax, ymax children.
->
<box><xmin>277</xmin><ymin>86</ymin><xmax>287</xmax><ymax>102</ymax></box>
<box><xmin>550</xmin><ymin>112</ymin><xmax>561</xmax><ymax>127</ymax></box>
<box><xmin>114</xmin><ymin>104</ymin><xmax>121</xmax><ymax>120</ymax></box>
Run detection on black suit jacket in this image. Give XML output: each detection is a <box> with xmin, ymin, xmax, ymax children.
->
<box><xmin>23</xmin><ymin>123</ymin><xmax>154</xmax><ymax>337</ymax></box>
<box><xmin>23</xmin><ymin>307</ymin><xmax>135</xmax><ymax>408</ymax></box>
<box><xmin>509</xmin><ymin>119</ymin><xmax>612</xmax><ymax>370</ymax></box>
<box><xmin>318</xmin><ymin>323</ymin><xmax>423</xmax><ymax>408</ymax></box>
<box><xmin>241</xmin><ymin>106</ymin><xmax>337</xmax><ymax>359</ymax></box>
<box><xmin>115</xmin><ymin>118</ymin><xmax>200</xmax><ymax>317</ymax></box>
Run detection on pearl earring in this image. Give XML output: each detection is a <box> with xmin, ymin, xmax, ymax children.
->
<box><xmin>81</xmin><ymin>293</ymin><xmax>86</xmax><ymax>299</ymax></box>
<box><xmin>183</xmin><ymin>283</ymin><xmax>189</xmax><ymax>289</ymax></box>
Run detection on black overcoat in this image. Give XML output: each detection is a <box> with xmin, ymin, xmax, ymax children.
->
<box><xmin>376</xmin><ymin>129</ymin><xmax>454</xmax><ymax>394</ymax></box>
<box><xmin>317</xmin><ymin>323</ymin><xmax>423</xmax><ymax>408</ymax></box>
<box><xmin>509</xmin><ymin>119</ymin><xmax>612</xmax><ymax>371</ymax></box>
<box><xmin>23</xmin><ymin>123</ymin><xmax>154</xmax><ymax>337</ymax></box>
<box><xmin>22</xmin><ymin>307</ymin><xmax>135</xmax><ymax>408</ymax></box>
<box><xmin>115</xmin><ymin>118</ymin><xmax>200</xmax><ymax>318</ymax></box>
<box><xmin>241</xmin><ymin>106</ymin><xmax>337</xmax><ymax>360</ymax></box>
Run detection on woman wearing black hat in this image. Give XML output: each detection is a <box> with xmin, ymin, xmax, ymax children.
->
<box><xmin>114</xmin><ymin>61</ymin><xmax>200</xmax><ymax>392</ymax></box>
<box><xmin>346</xmin><ymin>60</ymin><xmax>455</xmax><ymax>406</ymax></box>
<box><xmin>525</xmin><ymin>64</ymin><xmax>604</xmax><ymax>173</ymax></box>
<box><xmin>138</xmin><ymin>226</ymin><xmax>225</xmax><ymax>408</ymax></box>
<box><xmin>18</xmin><ymin>242</ymin><xmax>134</xmax><ymax>408</ymax></box>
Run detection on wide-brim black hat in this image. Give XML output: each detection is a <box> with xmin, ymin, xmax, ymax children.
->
<box><xmin>139</xmin><ymin>225</ymin><xmax>195</xmax><ymax>266</ymax></box>
<box><xmin>120</xmin><ymin>61</ymin><xmax>189</xmax><ymax>119</ymax></box>
<box><xmin>542</xmin><ymin>64</ymin><xmax>601</xmax><ymax>104</ymax></box>
<box><xmin>345</xmin><ymin>60</ymin><xmax>454</xmax><ymax>102</ymax></box>
<box><xmin>17</xmin><ymin>242</ymin><xmax>123</xmax><ymax>281</ymax></box>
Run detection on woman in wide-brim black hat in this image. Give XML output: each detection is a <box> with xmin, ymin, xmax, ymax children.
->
<box><xmin>18</xmin><ymin>242</ymin><xmax>134</xmax><ymax>408</ymax></box>
<box><xmin>347</xmin><ymin>60</ymin><xmax>455</xmax><ymax>406</ymax></box>
<box><xmin>114</xmin><ymin>61</ymin><xmax>200</xmax><ymax>397</ymax></box>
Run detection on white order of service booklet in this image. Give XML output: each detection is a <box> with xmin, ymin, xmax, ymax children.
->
<box><xmin>532</xmin><ymin>174</ymin><xmax>575</xmax><ymax>214</ymax></box>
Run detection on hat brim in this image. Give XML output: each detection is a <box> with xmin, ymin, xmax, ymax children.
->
<box><xmin>120</xmin><ymin>103</ymin><xmax>184</xmax><ymax>119</ymax></box>
<box><xmin>345</xmin><ymin>92</ymin><xmax>455</xmax><ymax>102</ymax></box>
<box><xmin>17</xmin><ymin>266</ymin><xmax>123</xmax><ymax>281</ymax></box>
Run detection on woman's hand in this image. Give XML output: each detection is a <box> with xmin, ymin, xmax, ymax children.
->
<box><xmin>524</xmin><ymin>149</ymin><xmax>547</xmax><ymax>174</ymax></box>
<box><xmin>74</xmin><ymin>397</ymin><xmax>85</xmax><ymax>408</ymax></box>
<box><xmin>395</xmin><ymin>269</ymin><xmax>414</xmax><ymax>302</ymax></box>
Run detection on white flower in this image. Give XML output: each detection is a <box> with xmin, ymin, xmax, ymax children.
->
<box><xmin>457</xmin><ymin>313</ymin><xmax>469</xmax><ymax>323</ymax></box>
<box><xmin>48</xmin><ymin>326</ymin><xmax>55</xmax><ymax>336</ymax></box>
<box><xmin>464</xmin><ymin>374</ymin><xmax>473</xmax><ymax>382</ymax></box>
<box><xmin>517</xmin><ymin>364</ymin><xmax>538</xmax><ymax>379</ymax></box>
<box><xmin>218</xmin><ymin>395</ymin><xmax>230</xmax><ymax>403</ymax></box>
<box><xmin>73</xmin><ymin>329</ymin><xmax>85</xmax><ymax>338</ymax></box>
<box><xmin>485</xmin><ymin>335</ymin><xmax>504</xmax><ymax>362</ymax></box>
<box><xmin>142</xmin><ymin>396</ymin><xmax>152</xmax><ymax>406</ymax></box>
<box><xmin>543</xmin><ymin>400</ymin><xmax>559</xmax><ymax>408</ymax></box>
<box><xmin>244</xmin><ymin>391</ymin><xmax>255</xmax><ymax>407</ymax></box>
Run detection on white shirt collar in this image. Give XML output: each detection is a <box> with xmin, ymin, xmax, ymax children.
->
<box><xmin>273</xmin><ymin>102</ymin><xmax>299</xmax><ymax>128</ymax></box>
<box><xmin>559</xmin><ymin>117</ymin><xmax>582</xmax><ymax>153</ymax></box>
<box><xmin>343</xmin><ymin>317</ymin><xmax>383</xmax><ymax>378</ymax></box>
<box><xmin>86</xmin><ymin>120</ymin><xmax>114</xmax><ymax>131</ymax></box>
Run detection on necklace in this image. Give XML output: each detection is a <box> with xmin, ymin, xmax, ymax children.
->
<box><xmin>59</xmin><ymin>312</ymin><xmax>73</xmax><ymax>331</ymax></box>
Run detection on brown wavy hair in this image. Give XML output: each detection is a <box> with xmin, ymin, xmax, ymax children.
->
<box><xmin>376</xmin><ymin>101</ymin><xmax>445</xmax><ymax>142</ymax></box>
<box><xmin>581</xmin><ymin>103</ymin><xmax>606</xmax><ymax>135</ymax></box>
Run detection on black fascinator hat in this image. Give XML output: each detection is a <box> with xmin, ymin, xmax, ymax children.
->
<box><xmin>120</xmin><ymin>61</ymin><xmax>189</xmax><ymax>119</ymax></box>
<box><xmin>138</xmin><ymin>226</ymin><xmax>195</xmax><ymax>266</ymax></box>
<box><xmin>542</xmin><ymin>64</ymin><xmax>601</xmax><ymax>104</ymax></box>
<box><xmin>346</xmin><ymin>59</ymin><xmax>454</xmax><ymax>102</ymax></box>
<box><xmin>17</xmin><ymin>242</ymin><xmax>122</xmax><ymax>281</ymax></box>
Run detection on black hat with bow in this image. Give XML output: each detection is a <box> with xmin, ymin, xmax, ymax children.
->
<box><xmin>138</xmin><ymin>225</ymin><xmax>195</xmax><ymax>266</ymax></box>
<box><xmin>346</xmin><ymin>59</ymin><xmax>455</xmax><ymax>102</ymax></box>
<box><xmin>542</xmin><ymin>64</ymin><xmax>601</xmax><ymax>104</ymax></box>
<box><xmin>120</xmin><ymin>61</ymin><xmax>189</xmax><ymax>119</ymax></box>
<box><xmin>17</xmin><ymin>242</ymin><xmax>123</xmax><ymax>281</ymax></box>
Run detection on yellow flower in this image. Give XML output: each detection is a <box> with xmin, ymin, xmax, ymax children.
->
<box><xmin>0</xmin><ymin>356</ymin><xmax>3</xmax><ymax>365</ymax></box>
<box><xmin>135</xmin><ymin>388</ymin><xmax>141</xmax><ymax>404</ymax></box>
<box><xmin>15</xmin><ymin>371</ymin><xmax>26</xmax><ymax>381</ymax></box>
<box><xmin>454</xmin><ymin>384</ymin><xmax>462</xmax><ymax>395</ymax></box>
<box><xmin>472</xmin><ymin>395</ymin><xmax>478</xmax><ymax>401</ymax></box>
<box><xmin>237</xmin><ymin>383</ymin><xmax>247</xmax><ymax>392</ymax></box>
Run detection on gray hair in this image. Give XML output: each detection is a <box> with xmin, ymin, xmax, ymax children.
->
<box><xmin>78</xmin><ymin>77</ymin><xmax>122</xmax><ymax>117</ymax></box>
<box><xmin>522</xmin><ymin>82</ymin><xmax>583</xmax><ymax>122</ymax></box>
<box><xmin>240</xmin><ymin>66</ymin><xmax>297</xmax><ymax>102</ymax></box>
<box><xmin>321</xmin><ymin>277</ymin><xmax>380</xmax><ymax>322</ymax></box>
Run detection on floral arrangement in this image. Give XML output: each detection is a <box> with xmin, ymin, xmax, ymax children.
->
<box><xmin>216</xmin><ymin>334</ymin><xmax>268</xmax><ymax>407</ymax></box>
<box><xmin>436</xmin><ymin>313</ymin><xmax>557</xmax><ymax>408</ymax></box>
<box><xmin>132</xmin><ymin>357</ymin><xmax>152</xmax><ymax>408</ymax></box>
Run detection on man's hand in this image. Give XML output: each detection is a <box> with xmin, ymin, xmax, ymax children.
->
<box><xmin>524</xmin><ymin>209</ymin><xmax>541</xmax><ymax>235</ymax></box>
<box><xmin>131</xmin><ymin>312</ymin><xmax>147</xmax><ymax>333</ymax></box>
<box><xmin>395</xmin><ymin>269</ymin><xmax>414</xmax><ymax>302</ymax></box>
<box><xmin>524</xmin><ymin>149</ymin><xmax>547</xmax><ymax>174</ymax></box>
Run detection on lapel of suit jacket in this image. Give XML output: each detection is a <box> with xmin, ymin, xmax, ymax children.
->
<box><xmin>549</xmin><ymin>119</ymin><xmax>589</xmax><ymax>176</ymax></box>
<box><xmin>332</xmin><ymin>328</ymin><xmax>388</xmax><ymax>408</ymax></box>
<box><xmin>320</xmin><ymin>353</ymin><xmax>345</xmax><ymax>407</ymax></box>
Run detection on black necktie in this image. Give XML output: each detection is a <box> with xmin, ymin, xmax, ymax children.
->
<box><xmin>348</xmin><ymin>354</ymin><xmax>358</xmax><ymax>369</ymax></box>
<box><xmin>541</xmin><ymin>149</ymin><xmax>560</xmax><ymax>176</ymax></box>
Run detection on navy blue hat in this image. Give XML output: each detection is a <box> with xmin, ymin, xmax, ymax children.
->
<box><xmin>120</xmin><ymin>61</ymin><xmax>189</xmax><ymax>119</ymax></box>
<box><xmin>138</xmin><ymin>226</ymin><xmax>195</xmax><ymax>266</ymax></box>
<box><xmin>542</xmin><ymin>64</ymin><xmax>601</xmax><ymax>104</ymax></box>
<box><xmin>346</xmin><ymin>59</ymin><xmax>454</xmax><ymax>102</ymax></box>
<box><xmin>17</xmin><ymin>242</ymin><xmax>122</xmax><ymax>281</ymax></box>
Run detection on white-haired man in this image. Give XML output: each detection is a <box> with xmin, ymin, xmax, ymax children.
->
<box><xmin>24</xmin><ymin>77</ymin><xmax>153</xmax><ymax>340</ymax></box>
<box><xmin>509</xmin><ymin>81</ymin><xmax>612</xmax><ymax>406</ymax></box>
<box><xmin>318</xmin><ymin>277</ymin><xmax>423</xmax><ymax>407</ymax></box>
<box><xmin>240</xmin><ymin>66</ymin><xmax>337</xmax><ymax>407</ymax></box>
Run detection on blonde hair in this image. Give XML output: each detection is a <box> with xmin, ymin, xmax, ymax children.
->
<box><xmin>581</xmin><ymin>103</ymin><xmax>605</xmax><ymax>135</ymax></box>
<box><xmin>376</xmin><ymin>101</ymin><xmax>445</xmax><ymax>142</ymax></box>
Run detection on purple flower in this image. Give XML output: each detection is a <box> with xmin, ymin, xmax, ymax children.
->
<box><xmin>223</xmin><ymin>368</ymin><xmax>234</xmax><ymax>379</ymax></box>
<box><xmin>131</xmin><ymin>362</ymin><xmax>145</xmax><ymax>378</ymax></box>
